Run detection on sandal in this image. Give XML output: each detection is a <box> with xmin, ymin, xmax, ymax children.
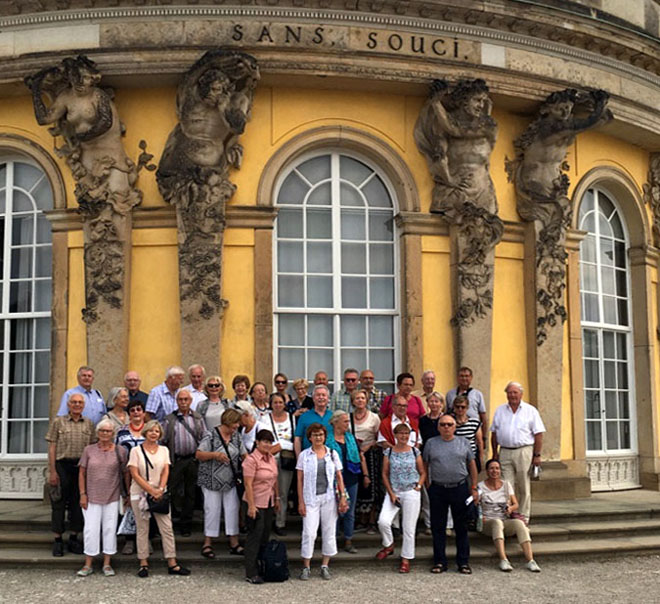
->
<box><xmin>137</xmin><ymin>565</ymin><xmax>149</xmax><ymax>578</ymax></box>
<box><xmin>399</xmin><ymin>559</ymin><xmax>410</xmax><ymax>574</ymax></box>
<box><xmin>376</xmin><ymin>545</ymin><xmax>394</xmax><ymax>560</ymax></box>
<box><xmin>201</xmin><ymin>545</ymin><xmax>215</xmax><ymax>559</ymax></box>
<box><xmin>430</xmin><ymin>564</ymin><xmax>447</xmax><ymax>574</ymax></box>
<box><xmin>458</xmin><ymin>564</ymin><xmax>472</xmax><ymax>575</ymax></box>
<box><xmin>168</xmin><ymin>564</ymin><xmax>191</xmax><ymax>576</ymax></box>
<box><xmin>229</xmin><ymin>544</ymin><xmax>245</xmax><ymax>555</ymax></box>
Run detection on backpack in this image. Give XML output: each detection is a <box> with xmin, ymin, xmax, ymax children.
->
<box><xmin>259</xmin><ymin>539</ymin><xmax>289</xmax><ymax>582</ymax></box>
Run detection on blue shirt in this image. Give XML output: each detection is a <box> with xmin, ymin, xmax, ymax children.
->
<box><xmin>57</xmin><ymin>385</ymin><xmax>106</xmax><ymax>425</ymax></box>
<box><xmin>295</xmin><ymin>408</ymin><xmax>332</xmax><ymax>450</ymax></box>
<box><xmin>145</xmin><ymin>382</ymin><xmax>178</xmax><ymax>423</ymax></box>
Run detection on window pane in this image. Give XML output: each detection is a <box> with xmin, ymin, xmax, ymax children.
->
<box><xmin>35</xmin><ymin>246</ymin><xmax>52</xmax><ymax>278</ymax></box>
<box><xmin>9</xmin><ymin>386</ymin><xmax>30</xmax><ymax>418</ymax></box>
<box><xmin>601</xmin><ymin>267</ymin><xmax>615</xmax><ymax>295</ymax></box>
<box><xmin>307</xmin><ymin>182</ymin><xmax>331</xmax><ymax>206</ymax></box>
<box><xmin>599</xmin><ymin>194</ymin><xmax>615</xmax><ymax>218</ymax></box>
<box><xmin>341</xmin><ymin>243</ymin><xmax>366</xmax><ymax>274</ymax></box>
<box><xmin>362</xmin><ymin>175</ymin><xmax>391</xmax><ymax>208</ymax></box>
<box><xmin>585</xmin><ymin>390</ymin><xmax>600</xmax><ymax>419</ymax></box>
<box><xmin>279</xmin><ymin>171</ymin><xmax>308</xmax><ymax>204</ymax></box>
<box><xmin>603</xmin><ymin>331</ymin><xmax>615</xmax><ymax>359</ymax></box>
<box><xmin>586</xmin><ymin>421</ymin><xmax>601</xmax><ymax>451</ymax></box>
<box><xmin>11</xmin><ymin>319</ymin><xmax>33</xmax><ymax>350</ymax></box>
<box><xmin>610</xmin><ymin>214</ymin><xmax>624</xmax><ymax>239</ymax></box>
<box><xmin>12</xmin><ymin>191</ymin><xmax>33</xmax><ymax>213</ymax></box>
<box><xmin>582</xmin><ymin>329</ymin><xmax>598</xmax><ymax>357</ymax></box>
<box><xmin>307</xmin><ymin>242</ymin><xmax>332</xmax><ymax>273</ymax></box>
<box><xmin>580</xmin><ymin>264</ymin><xmax>597</xmax><ymax>292</ymax></box>
<box><xmin>618</xmin><ymin>392</ymin><xmax>629</xmax><ymax>419</ymax></box>
<box><xmin>14</xmin><ymin>163</ymin><xmax>42</xmax><ymax>191</ymax></box>
<box><xmin>307</xmin><ymin>208</ymin><xmax>332</xmax><ymax>239</ymax></box>
<box><xmin>277</xmin><ymin>209</ymin><xmax>303</xmax><ymax>238</ymax></box>
<box><xmin>342</xmin><ymin>348</ymin><xmax>366</xmax><ymax>372</ymax></box>
<box><xmin>33</xmin><ymin>420</ymin><xmax>49</xmax><ymax>454</ymax></box>
<box><xmin>616</xmin><ymin>333</ymin><xmax>627</xmax><ymax>360</ymax></box>
<box><xmin>36</xmin><ymin>215</ymin><xmax>51</xmax><ymax>244</ymax></box>
<box><xmin>617</xmin><ymin>299</ymin><xmax>628</xmax><ymax>326</ymax></box>
<box><xmin>600</xmin><ymin>238</ymin><xmax>614</xmax><ymax>266</ymax></box>
<box><xmin>341</xmin><ymin>209</ymin><xmax>365</xmax><ymax>240</ymax></box>
<box><xmin>278</xmin><ymin>275</ymin><xmax>304</xmax><ymax>307</ymax></box>
<box><xmin>340</xmin><ymin>156</ymin><xmax>372</xmax><ymax>186</ymax></box>
<box><xmin>603</xmin><ymin>296</ymin><xmax>617</xmax><ymax>324</ymax></box>
<box><xmin>306</xmin><ymin>276</ymin><xmax>332</xmax><ymax>308</ymax></box>
<box><xmin>369</xmin><ymin>211</ymin><xmax>394</xmax><ymax>241</ymax></box>
<box><xmin>308</xmin><ymin>315</ymin><xmax>333</xmax><ymax>346</ymax></box>
<box><xmin>579</xmin><ymin>190</ymin><xmax>594</xmax><ymax>217</ymax></box>
<box><xmin>582</xmin><ymin>293</ymin><xmax>598</xmax><ymax>322</ymax></box>
<box><xmin>10</xmin><ymin>352</ymin><xmax>32</xmax><ymax>384</ymax></box>
<box><xmin>606</xmin><ymin>421</ymin><xmax>618</xmax><ymax>449</ymax></box>
<box><xmin>370</xmin><ymin>278</ymin><xmax>395</xmax><ymax>309</ymax></box>
<box><xmin>279</xmin><ymin>314</ymin><xmax>304</xmax><ymax>346</ymax></box>
<box><xmin>11</xmin><ymin>248</ymin><xmax>32</xmax><ymax>279</ymax></box>
<box><xmin>12</xmin><ymin>215</ymin><xmax>34</xmax><ymax>245</ymax></box>
<box><xmin>298</xmin><ymin>155</ymin><xmax>330</xmax><ymax>185</ymax></box>
<box><xmin>584</xmin><ymin>360</ymin><xmax>599</xmax><ymax>388</ymax></box>
<box><xmin>8</xmin><ymin>422</ymin><xmax>30</xmax><ymax>453</ymax></box>
<box><xmin>341</xmin><ymin>316</ymin><xmax>366</xmax><ymax>347</ymax></box>
<box><xmin>369</xmin><ymin>244</ymin><xmax>394</xmax><ymax>274</ymax></box>
<box><xmin>580</xmin><ymin>235</ymin><xmax>597</xmax><ymax>263</ymax></box>
<box><xmin>619</xmin><ymin>422</ymin><xmax>630</xmax><ymax>449</ymax></box>
<box><xmin>581</xmin><ymin>211</ymin><xmax>595</xmax><ymax>232</ymax></box>
<box><xmin>34</xmin><ymin>385</ymin><xmax>49</xmax><ymax>417</ymax></box>
<box><xmin>34</xmin><ymin>351</ymin><xmax>49</xmax><ymax>383</ymax></box>
<box><xmin>604</xmin><ymin>390</ymin><xmax>617</xmax><ymax>418</ymax></box>
<box><xmin>32</xmin><ymin>178</ymin><xmax>54</xmax><ymax>212</ymax></box>
<box><xmin>279</xmin><ymin>348</ymin><xmax>304</xmax><ymax>380</ymax></box>
<box><xmin>614</xmin><ymin>241</ymin><xmax>626</xmax><ymax>268</ymax></box>
<box><xmin>34</xmin><ymin>279</ymin><xmax>52</xmax><ymax>312</ymax></box>
<box><xmin>10</xmin><ymin>281</ymin><xmax>32</xmax><ymax>313</ymax></box>
<box><xmin>369</xmin><ymin>316</ymin><xmax>393</xmax><ymax>347</ymax></box>
<box><xmin>617</xmin><ymin>362</ymin><xmax>628</xmax><ymax>389</ymax></box>
<box><xmin>278</xmin><ymin>241</ymin><xmax>303</xmax><ymax>273</ymax></box>
<box><xmin>370</xmin><ymin>349</ymin><xmax>394</xmax><ymax>382</ymax></box>
<box><xmin>342</xmin><ymin>277</ymin><xmax>367</xmax><ymax>308</ymax></box>
<box><xmin>340</xmin><ymin>182</ymin><xmax>364</xmax><ymax>207</ymax></box>
<box><xmin>615</xmin><ymin>270</ymin><xmax>627</xmax><ymax>297</ymax></box>
<box><xmin>603</xmin><ymin>361</ymin><xmax>616</xmax><ymax>388</ymax></box>
<box><xmin>308</xmin><ymin>348</ymin><xmax>333</xmax><ymax>376</ymax></box>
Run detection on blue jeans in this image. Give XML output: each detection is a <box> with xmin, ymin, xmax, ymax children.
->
<box><xmin>428</xmin><ymin>480</ymin><xmax>471</xmax><ymax>568</ymax></box>
<box><xmin>337</xmin><ymin>482</ymin><xmax>359</xmax><ymax>540</ymax></box>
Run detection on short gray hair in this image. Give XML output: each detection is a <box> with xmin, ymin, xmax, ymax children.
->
<box><xmin>95</xmin><ymin>418</ymin><xmax>116</xmax><ymax>436</ymax></box>
<box><xmin>166</xmin><ymin>365</ymin><xmax>185</xmax><ymax>378</ymax></box>
<box><xmin>106</xmin><ymin>386</ymin><xmax>128</xmax><ymax>410</ymax></box>
<box><xmin>505</xmin><ymin>381</ymin><xmax>524</xmax><ymax>393</ymax></box>
<box><xmin>330</xmin><ymin>410</ymin><xmax>348</xmax><ymax>425</ymax></box>
<box><xmin>422</xmin><ymin>369</ymin><xmax>436</xmax><ymax>379</ymax></box>
<box><xmin>313</xmin><ymin>384</ymin><xmax>330</xmax><ymax>396</ymax></box>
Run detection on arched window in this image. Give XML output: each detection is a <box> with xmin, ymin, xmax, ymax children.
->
<box><xmin>0</xmin><ymin>158</ymin><xmax>52</xmax><ymax>457</ymax></box>
<box><xmin>274</xmin><ymin>152</ymin><xmax>398</xmax><ymax>392</ymax></box>
<box><xmin>579</xmin><ymin>187</ymin><xmax>635</xmax><ymax>476</ymax></box>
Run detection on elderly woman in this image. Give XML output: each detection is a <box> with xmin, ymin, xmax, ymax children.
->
<box><xmin>266</xmin><ymin>393</ymin><xmax>296</xmax><ymax>536</ymax></box>
<box><xmin>376</xmin><ymin>423</ymin><xmax>426</xmax><ymax>573</ymax></box>
<box><xmin>327</xmin><ymin>410</ymin><xmax>368</xmax><ymax>553</ymax></box>
<box><xmin>243</xmin><ymin>429</ymin><xmax>280</xmax><ymax>584</ymax></box>
<box><xmin>197</xmin><ymin>375</ymin><xmax>228</xmax><ymax>431</ymax></box>
<box><xmin>273</xmin><ymin>372</ymin><xmax>292</xmax><ymax>404</ymax></box>
<box><xmin>196</xmin><ymin>408</ymin><xmax>247</xmax><ymax>558</ymax></box>
<box><xmin>249</xmin><ymin>381</ymin><xmax>271</xmax><ymax>420</ymax></box>
<box><xmin>288</xmin><ymin>378</ymin><xmax>313</xmax><ymax>416</ymax></box>
<box><xmin>127</xmin><ymin>419</ymin><xmax>190</xmax><ymax>577</ymax></box>
<box><xmin>418</xmin><ymin>391</ymin><xmax>445</xmax><ymax>446</ymax></box>
<box><xmin>453</xmin><ymin>394</ymin><xmax>484</xmax><ymax>471</ymax></box>
<box><xmin>479</xmin><ymin>459</ymin><xmax>541</xmax><ymax>572</ymax></box>
<box><xmin>297</xmin><ymin>423</ymin><xmax>349</xmax><ymax>580</ymax></box>
<box><xmin>101</xmin><ymin>387</ymin><xmax>129</xmax><ymax>429</ymax></box>
<box><xmin>351</xmin><ymin>389</ymin><xmax>381</xmax><ymax>534</ymax></box>
<box><xmin>76</xmin><ymin>419</ymin><xmax>129</xmax><ymax>576</ymax></box>
<box><xmin>231</xmin><ymin>374</ymin><xmax>252</xmax><ymax>414</ymax></box>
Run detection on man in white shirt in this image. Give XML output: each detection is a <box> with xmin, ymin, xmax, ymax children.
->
<box><xmin>183</xmin><ymin>363</ymin><xmax>207</xmax><ymax>410</ymax></box>
<box><xmin>490</xmin><ymin>381</ymin><xmax>545</xmax><ymax>522</ymax></box>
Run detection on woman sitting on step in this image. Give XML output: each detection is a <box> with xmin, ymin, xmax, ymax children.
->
<box><xmin>478</xmin><ymin>459</ymin><xmax>541</xmax><ymax>573</ymax></box>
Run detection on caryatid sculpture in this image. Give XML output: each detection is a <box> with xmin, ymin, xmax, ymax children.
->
<box><xmin>506</xmin><ymin>88</ymin><xmax>612</xmax><ymax>344</ymax></box>
<box><xmin>415</xmin><ymin>78</ymin><xmax>503</xmax><ymax>327</ymax></box>
<box><xmin>415</xmin><ymin>78</ymin><xmax>502</xmax><ymax>406</ymax></box>
<box><xmin>157</xmin><ymin>49</ymin><xmax>260</xmax><ymax>370</ymax></box>
<box><xmin>25</xmin><ymin>55</ymin><xmax>153</xmax><ymax>395</ymax></box>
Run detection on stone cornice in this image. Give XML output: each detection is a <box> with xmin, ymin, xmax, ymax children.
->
<box><xmin>0</xmin><ymin>3</ymin><xmax>658</xmax><ymax>87</ymax></box>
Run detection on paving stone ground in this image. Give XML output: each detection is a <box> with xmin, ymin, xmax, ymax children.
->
<box><xmin>1</xmin><ymin>554</ymin><xmax>659</xmax><ymax>604</ymax></box>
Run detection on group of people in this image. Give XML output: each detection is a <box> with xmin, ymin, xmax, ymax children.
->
<box><xmin>46</xmin><ymin>363</ymin><xmax>546</xmax><ymax>581</ymax></box>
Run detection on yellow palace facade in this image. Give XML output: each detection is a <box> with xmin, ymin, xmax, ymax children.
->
<box><xmin>0</xmin><ymin>0</ymin><xmax>658</xmax><ymax>499</ymax></box>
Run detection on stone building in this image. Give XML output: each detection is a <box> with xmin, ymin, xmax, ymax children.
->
<box><xmin>0</xmin><ymin>0</ymin><xmax>658</xmax><ymax>499</ymax></box>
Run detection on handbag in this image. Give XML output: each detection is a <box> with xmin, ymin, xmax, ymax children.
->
<box><xmin>270</xmin><ymin>414</ymin><xmax>297</xmax><ymax>472</ymax></box>
<box><xmin>218</xmin><ymin>428</ymin><xmax>245</xmax><ymax>499</ymax></box>
<box><xmin>140</xmin><ymin>445</ymin><xmax>171</xmax><ymax>515</ymax></box>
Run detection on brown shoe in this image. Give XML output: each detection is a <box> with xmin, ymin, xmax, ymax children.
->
<box><xmin>376</xmin><ymin>545</ymin><xmax>394</xmax><ymax>560</ymax></box>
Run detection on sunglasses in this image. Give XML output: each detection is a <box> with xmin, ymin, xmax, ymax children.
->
<box><xmin>275</xmin><ymin>380</ymin><xmax>287</xmax><ymax>385</ymax></box>
<box><xmin>439</xmin><ymin>423</ymin><xmax>455</xmax><ymax>427</ymax></box>
<box><xmin>207</xmin><ymin>383</ymin><xmax>221</xmax><ymax>388</ymax></box>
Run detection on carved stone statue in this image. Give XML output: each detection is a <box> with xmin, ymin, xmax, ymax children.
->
<box><xmin>25</xmin><ymin>55</ymin><xmax>153</xmax><ymax>395</ymax></box>
<box><xmin>643</xmin><ymin>153</ymin><xmax>660</xmax><ymax>246</ymax></box>
<box><xmin>506</xmin><ymin>88</ymin><xmax>612</xmax><ymax>344</ymax></box>
<box><xmin>414</xmin><ymin>78</ymin><xmax>503</xmax><ymax>326</ymax></box>
<box><xmin>157</xmin><ymin>49</ymin><xmax>259</xmax><ymax>370</ymax></box>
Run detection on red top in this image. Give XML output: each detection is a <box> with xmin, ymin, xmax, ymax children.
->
<box><xmin>242</xmin><ymin>449</ymin><xmax>278</xmax><ymax>508</ymax></box>
<box><xmin>380</xmin><ymin>394</ymin><xmax>426</xmax><ymax>422</ymax></box>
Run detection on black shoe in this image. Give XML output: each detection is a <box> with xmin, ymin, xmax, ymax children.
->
<box><xmin>273</xmin><ymin>526</ymin><xmax>287</xmax><ymax>537</ymax></box>
<box><xmin>168</xmin><ymin>564</ymin><xmax>191</xmax><ymax>576</ymax></box>
<box><xmin>68</xmin><ymin>535</ymin><xmax>83</xmax><ymax>555</ymax></box>
<box><xmin>180</xmin><ymin>528</ymin><xmax>191</xmax><ymax>538</ymax></box>
<box><xmin>52</xmin><ymin>540</ymin><xmax>64</xmax><ymax>557</ymax></box>
<box><xmin>245</xmin><ymin>575</ymin><xmax>264</xmax><ymax>584</ymax></box>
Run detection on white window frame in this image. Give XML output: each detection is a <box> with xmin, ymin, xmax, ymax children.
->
<box><xmin>273</xmin><ymin>149</ymin><xmax>401</xmax><ymax>392</ymax></box>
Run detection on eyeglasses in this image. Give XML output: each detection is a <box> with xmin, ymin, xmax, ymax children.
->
<box><xmin>207</xmin><ymin>383</ymin><xmax>221</xmax><ymax>388</ymax></box>
<box><xmin>439</xmin><ymin>423</ymin><xmax>455</xmax><ymax>427</ymax></box>
<box><xmin>129</xmin><ymin>408</ymin><xmax>143</xmax><ymax>413</ymax></box>
<box><xmin>275</xmin><ymin>380</ymin><xmax>287</xmax><ymax>385</ymax></box>
<box><xmin>453</xmin><ymin>405</ymin><xmax>467</xmax><ymax>409</ymax></box>
<box><xmin>98</xmin><ymin>429</ymin><xmax>114</xmax><ymax>433</ymax></box>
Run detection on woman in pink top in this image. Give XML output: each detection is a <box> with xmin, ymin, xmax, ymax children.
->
<box><xmin>379</xmin><ymin>373</ymin><xmax>426</xmax><ymax>422</ymax></box>
<box><xmin>243</xmin><ymin>429</ymin><xmax>280</xmax><ymax>584</ymax></box>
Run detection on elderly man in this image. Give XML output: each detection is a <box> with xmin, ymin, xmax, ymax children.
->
<box><xmin>56</xmin><ymin>366</ymin><xmax>105</xmax><ymax>425</ymax></box>
<box><xmin>46</xmin><ymin>393</ymin><xmax>96</xmax><ymax>557</ymax></box>
<box><xmin>413</xmin><ymin>369</ymin><xmax>437</xmax><ymax>414</ymax></box>
<box><xmin>313</xmin><ymin>370</ymin><xmax>330</xmax><ymax>393</ymax></box>
<box><xmin>145</xmin><ymin>366</ymin><xmax>185</xmax><ymax>422</ymax></box>
<box><xmin>124</xmin><ymin>371</ymin><xmax>148</xmax><ymax>406</ymax></box>
<box><xmin>330</xmin><ymin>368</ymin><xmax>359</xmax><ymax>413</ymax></box>
<box><xmin>359</xmin><ymin>369</ymin><xmax>386</xmax><ymax>413</ymax></box>
<box><xmin>446</xmin><ymin>366</ymin><xmax>488</xmax><ymax>447</ymax></box>
<box><xmin>183</xmin><ymin>364</ymin><xmax>207</xmax><ymax>410</ymax></box>
<box><xmin>378</xmin><ymin>395</ymin><xmax>420</xmax><ymax>448</ymax></box>
<box><xmin>423</xmin><ymin>414</ymin><xmax>478</xmax><ymax>574</ymax></box>
<box><xmin>294</xmin><ymin>385</ymin><xmax>333</xmax><ymax>454</ymax></box>
<box><xmin>491</xmin><ymin>382</ymin><xmax>545</xmax><ymax>522</ymax></box>
<box><xmin>162</xmin><ymin>390</ymin><xmax>207</xmax><ymax>537</ymax></box>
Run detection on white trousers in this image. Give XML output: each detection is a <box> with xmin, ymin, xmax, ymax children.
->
<box><xmin>301</xmin><ymin>495</ymin><xmax>338</xmax><ymax>559</ymax></box>
<box><xmin>202</xmin><ymin>486</ymin><xmax>239</xmax><ymax>537</ymax></box>
<box><xmin>377</xmin><ymin>489</ymin><xmax>421</xmax><ymax>560</ymax></box>
<box><xmin>82</xmin><ymin>500</ymin><xmax>119</xmax><ymax>556</ymax></box>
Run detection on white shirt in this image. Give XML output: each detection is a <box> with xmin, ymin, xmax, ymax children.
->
<box><xmin>377</xmin><ymin>415</ymin><xmax>420</xmax><ymax>447</ymax></box>
<box><xmin>490</xmin><ymin>401</ymin><xmax>546</xmax><ymax>448</ymax></box>
<box><xmin>266</xmin><ymin>414</ymin><xmax>295</xmax><ymax>452</ymax></box>
<box><xmin>241</xmin><ymin>420</ymin><xmax>271</xmax><ymax>453</ymax></box>
<box><xmin>183</xmin><ymin>384</ymin><xmax>207</xmax><ymax>411</ymax></box>
<box><xmin>295</xmin><ymin>446</ymin><xmax>343</xmax><ymax>505</ymax></box>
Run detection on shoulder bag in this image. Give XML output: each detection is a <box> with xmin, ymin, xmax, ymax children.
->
<box><xmin>140</xmin><ymin>445</ymin><xmax>170</xmax><ymax>515</ymax></box>
<box><xmin>218</xmin><ymin>428</ymin><xmax>245</xmax><ymax>499</ymax></box>
<box><xmin>270</xmin><ymin>414</ymin><xmax>297</xmax><ymax>471</ymax></box>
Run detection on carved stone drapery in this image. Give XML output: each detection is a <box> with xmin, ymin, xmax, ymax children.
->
<box><xmin>25</xmin><ymin>56</ymin><xmax>152</xmax><ymax>395</ymax></box>
<box><xmin>643</xmin><ymin>153</ymin><xmax>660</xmax><ymax>246</ymax></box>
<box><xmin>506</xmin><ymin>88</ymin><xmax>611</xmax><ymax>461</ymax></box>
<box><xmin>414</xmin><ymin>78</ymin><xmax>502</xmax><ymax>404</ymax></box>
<box><xmin>157</xmin><ymin>49</ymin><xmax>259</xmax><ymax>373</ymax></box>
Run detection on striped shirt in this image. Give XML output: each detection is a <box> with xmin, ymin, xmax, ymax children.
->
<box><xmin>454</xmin><ymin>417</ymin><xmax>481</xmax><ymax>456</ymax></box>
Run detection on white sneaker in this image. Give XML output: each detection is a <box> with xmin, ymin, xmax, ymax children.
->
<box><xmin>499</xmin><ymin>559</ymin><xmax>513</xmax><ymax>572</ymax></box>
<box><xmin>299</xmin><ymin>567</ymin><xmax>311</xmax><ymax>581</ymax></box>
<box><xmin>526</xmin><ymin>559</ymin><xmax>541</xmax><ymax>573</ymax></box>
<box><xmin>320</xmin><ymin>565</ymin><xmax>332</xmax><ymax>580</ymax></box>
